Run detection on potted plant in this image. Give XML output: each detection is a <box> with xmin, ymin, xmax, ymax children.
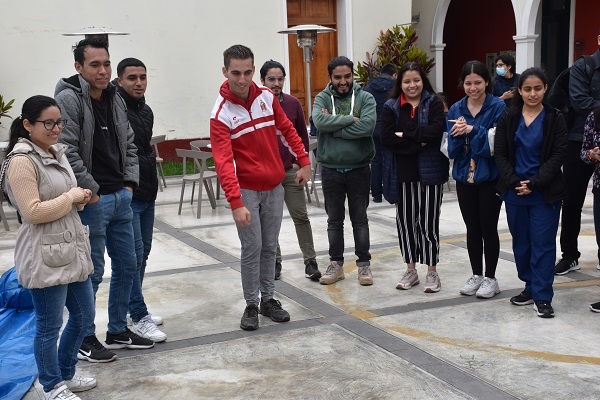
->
<box><xmin>355</xmin><ymin>24</ymin><xmax>436</xmax><ymax>86</ymax></box>
<box><xmin>0</xmin><ymin>95</ymin><xmax>15</xmax><ymax>142</ymax></box>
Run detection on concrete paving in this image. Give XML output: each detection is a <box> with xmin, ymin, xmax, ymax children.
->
<box><xmin>2</xmin><ymin>173</ymin><xmax>600</xmax><ymax>400</ymax></box>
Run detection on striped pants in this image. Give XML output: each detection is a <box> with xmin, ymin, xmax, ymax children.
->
<box><xmin>395</xmin><ymin>182</ymin><xmax>443</xmax><ymax>266</ymax></box>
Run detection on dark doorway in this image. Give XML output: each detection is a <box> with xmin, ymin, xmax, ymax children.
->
<box><xmin>541</xmin><ymin>0</ymin><xmax>571</xmax><ymax>86</ymax></box>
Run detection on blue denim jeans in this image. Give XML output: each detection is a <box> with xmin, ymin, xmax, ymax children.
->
<box><xmin>78</xmin><ymin>188</ymin><xmax>136</xmax><ymax>336</ymax></box>
<box><xmin>321</xmin><ymin>166</ymin><xmax>371</xmax><ymax>264</ymax></box>
<box><xmin>128</xmin><ymin>199</ymin><xmax>155</xmax><ymax>322</ymax></box>
<box><xmin>30</xmin><ymin>278</ymin><xmax>95</xmax><ymax>392</ymax></box>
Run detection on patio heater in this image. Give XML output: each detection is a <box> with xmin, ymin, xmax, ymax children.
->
<box><xmin>63</xmin><ymin>26</ymin><xmax>129</xmax><ymax>46</ymax></box>
<box><xmin>278</xmin><ymin>24</ymin><xmax>335</xmax><ymax>118</ymax></box>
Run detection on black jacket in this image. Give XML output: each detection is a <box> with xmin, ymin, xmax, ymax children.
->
<box><xmin>494</xmin><ymin>106</ymin><xmax>568</xmax><ymax>204</ymax></box>
<box><xmin>381</xmin><ymin>91</ymin><xmax>448</xmax><ymax>185</ymax></box>
<box><xmin>363</xmin><ymin>74</ymin><xmax>395</xmax><ymax>137</ymax></box>
<box><xmin>117</xmin><ymin>85</ymin><xmax>158</xmax><ymax>201</ymax></box>
<box><xmin>569</xmin><ymin>49</ymin><xmax>600</xmax><ymax>140</ymax></box>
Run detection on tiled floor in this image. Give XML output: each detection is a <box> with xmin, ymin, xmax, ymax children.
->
<box><xmin>2</xmin><ymin>174</ymin><xmax>599</xmax><ymax>400</ymax></box>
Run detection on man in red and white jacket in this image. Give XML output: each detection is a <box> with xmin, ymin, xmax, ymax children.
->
<box><xmin>210</xmin><ymin>44</ymin><xmax>311</xmax><ymax>331</ymax></box>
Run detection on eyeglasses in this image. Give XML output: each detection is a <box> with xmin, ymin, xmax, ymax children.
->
<box><xmin>266</xmin><ymin>76</ymin><xmax>285</xmax><ymax>82</ymax></box>
<box><xmin>35</xmin><ymin>119</ymin><xmax>67</xmax><ymax>130</ymax></box>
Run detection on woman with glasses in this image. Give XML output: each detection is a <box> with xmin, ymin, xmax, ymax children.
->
<box><xmin>447</xmin><ymin>60</ymin><xmax>506</xmax><ymax>299</ymax></box>
<box><xmin>1</xmin><ymin>95</ymin><xmax>97</xmax><ymax>400</ymax></box>
<box><xmin>493</xmin><ymin>53</ymin><xmax>520</xmax><ymax>107</ymax></box>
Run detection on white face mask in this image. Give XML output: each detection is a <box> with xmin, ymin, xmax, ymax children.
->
<box><xmin>496</xmin><ymin>67</ymin><xmax>507</xmax><ymax>77</ymax></box>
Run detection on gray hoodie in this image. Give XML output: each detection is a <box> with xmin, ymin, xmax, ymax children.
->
<box><xmin>54</xmin><ymin>74</ymin><xmax>138</xmax><ymax>195</ymax></box>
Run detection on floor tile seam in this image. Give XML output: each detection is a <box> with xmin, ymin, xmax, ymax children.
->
<box><xmin>368</xmin><ymin>283</ymin><xmax>599</xmax><ymax>317</ymax></box>
<box><xmin>271</xmin><ymin>279</ymin><xmax>353</xmax><ymax>318</ymax></box>
<box><xmin>152</xmin><ymin>219</ymin><xmax>238</xmax><ymax>263</ymax></box>
<box><xmin>110</xmin><ymin>318</ymin><xmax>325</xmax><ymax>359</ymax></box>
<box><xmin>367</xmin><ymin>287</ymin><xmax>527</xmax><ymax>316</ymax></box>
<box><xmin>333</xmin><ymin>318</ymin><xmax>520</xmax><ymax>400</ymax></box>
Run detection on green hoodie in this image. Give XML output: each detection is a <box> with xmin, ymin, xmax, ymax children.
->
<box><xmin>312</xmin><ymin>82</ymin><xmax>376</xmax><ymax>169</ymax></box>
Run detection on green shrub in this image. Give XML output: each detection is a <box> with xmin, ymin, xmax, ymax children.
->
<box><xmin>355</xmin><ymin>24</ymin><xmax>435</xmax><ymax>86</ymax></box>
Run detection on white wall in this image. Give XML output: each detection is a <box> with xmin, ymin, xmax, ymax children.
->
<box><xmin>350</xmin><ymin>0</ymin><xmax>412</xmax><ymax>67</ymax></box>
<box><xmin>1</xmin><ymin>1</ymin><xmax>287</xmax><ymax>139</ymax></box>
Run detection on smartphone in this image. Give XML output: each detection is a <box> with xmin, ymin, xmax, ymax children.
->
<box><xmin>510</xmin><ymin>86</ymin><xmax>517</xmax><ymax>91</ymax></box>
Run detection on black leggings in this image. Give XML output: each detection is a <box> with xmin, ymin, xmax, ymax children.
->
<box><xmin>456</xmin><ymin>180</ymin><xmax>502</xmax><ymax>278</ymax></box>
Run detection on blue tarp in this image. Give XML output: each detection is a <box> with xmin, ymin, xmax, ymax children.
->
<box><xmin>0</xmin><ymin>267</ymin><xmax>37</xmax><ymax>400</ymax></box>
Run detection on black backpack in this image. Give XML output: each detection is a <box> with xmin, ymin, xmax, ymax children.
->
<box><xmin>546</xmin><ymin>55</ymin><xmax>595</xmax><ymax>129</ymax></box>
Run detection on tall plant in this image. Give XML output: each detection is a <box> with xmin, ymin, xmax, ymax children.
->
<box><xmin>355</xmin><ymin>24</ymin><xmax>435</xmax><ymax>86</ymax></box>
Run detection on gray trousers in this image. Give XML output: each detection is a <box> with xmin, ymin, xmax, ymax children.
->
<box><xmin>237</xmin><ymin>185</ymin><xmax>284</xmax><ymax>306</ymax></box>
<box><xmin>276</xmin><ymin>168</ymin><xmax>317</xmax><ymax>264</ymax></box>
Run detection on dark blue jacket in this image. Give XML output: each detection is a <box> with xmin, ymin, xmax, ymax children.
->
<box><xmin>447</xmin><ymin>94</ymin><xmax>505</xmax><ymax>185</ymax></box>
<box><xmin>364</xmin><ymin>74</ymin><xmax>395</xmax><ymax>137</ymax></box>
<box><xmin>381</xmin><ymin>90</ymin><xmax>448</xmax><ymax>185</ymax></box>
<box><xmin>493</xmin><ymin>73</ymin><xmax>520</xmax><ymax>107</ymax></box>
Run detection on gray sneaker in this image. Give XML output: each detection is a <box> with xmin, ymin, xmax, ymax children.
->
<box><xmin>358</xmin><ymin>265</ymin><xmax>373</xmax><ymax>286</ymax></box>
<box><xmin>424</xmin><ymin>271</ymin><xmax>441</xmax><ymax>293</ymax></box>
<box><xmin>396</xmin><ymin>269</ymin><xmax>419</xmax><ymax>290</ymax></box>
<box><xmin>460</xmin><ymin>275</ymin><xmax>484</xmax><ymax>296</ymax></box>
<box><xmin>475</xmin><ymin>277</ymin><xmax>501</xmax><ymax>299</ymax></box>
<box><xmin>319</xmin><ymin>261</ymin><xmax>345</xmax><ymax>285</ymax></box>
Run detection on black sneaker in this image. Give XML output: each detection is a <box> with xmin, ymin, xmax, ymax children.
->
<box><xmin>510</xmin><ymin>291</ymin><xmax>534</xmax><ymax>306</ymax></box>
<box><xmin>590</xmin><ymin>301</ymin><xmax>600</xmax><ymax>313</ymax></box>
<box><xmin>554</xmin><ymin>257</ymin><xmax>580</xmax><ymax>275</ymax></box>
<box><xmin>260</xmin><ymin>298</ymin><xmax>290</xmax><ymax>322</ymax></box>
<box><xmin>78</xmin><ymin>335</ymin><xmax>117</xmax><ymax>363</ymax></box>
<box><xmin>275</xmin><ymin>261</ymin><xmax>282</xmax><ymax>280</ymax></box>
<box><xmin>534</xmin><ymin>301</ymin><xmax>555</xmax><ymax>318</ymax></box>
<box><xmin>105</xmin><ymin>327</ymin><xmax>154</xmax><ymax>349</ymax></box>
<box><xmin>305</xmin><ymin>260</ymin><xmax>322</xmax><ymax>281</ymax></box>
<box><xmin>240</xmin><ymin>304</ymin><xmax>259</xmax><ymax>331</ymax></box>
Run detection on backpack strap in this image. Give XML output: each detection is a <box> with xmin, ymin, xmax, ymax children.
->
<box><xmin>582</xmin><ymin>54</ymin><xmax>596</xmax><ymax>83</ymax></box>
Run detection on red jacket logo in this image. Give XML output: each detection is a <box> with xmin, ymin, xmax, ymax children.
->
<box><xmin>260</xmin><ymin>100</ymin><xmax>267</xmax><ymax>112</ymax></box>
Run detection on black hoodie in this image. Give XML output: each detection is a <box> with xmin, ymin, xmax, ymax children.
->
<box><xmin>363</xmin><ymin>74</ymin><xmax>396</xmax><ymax>136</ymax></box>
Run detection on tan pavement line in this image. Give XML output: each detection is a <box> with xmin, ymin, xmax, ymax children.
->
<box><xmin>555</xmin><ymin>279</ymin><xmax>600</xmax><ymax>287</ymax></box>
<box><xmin>323</xmin><ymin>259</ymin><xmax>381</xmax><ymax>319</ymax></box>
<box><xmin>380</xmin><ymin>324</ymin><xmax>600</xmax><ymax>365</ymax></box>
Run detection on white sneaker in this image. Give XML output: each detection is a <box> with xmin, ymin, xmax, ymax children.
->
<box><xmin>44</xmin><ymin>385</ymin><xmax>80</xmax><ymax>400</ymax></box>
<box><xmin>460</xmin><ymin>275</ymin><xmax>484</xmax><ymax>296</ymax></box>
<box><xmin>128</xmin><ymin>313</ymin><xmax>163</xmax><ymax>326</ymax></box>
<box><xmin>65</xmin><ymin>375</ymin><xmax>97</xmax><ymax>393</ymax></box>
<box><xmin>476</xmin><ymin>277</ymin><xmax>501</xmax><ymax>299</ymax></box>
<box><xmin>149</xmin><ymin>313</ymin><xmax>163</xmax><ymax>326</ymax></box>
<box><xmin>132</xmin><ymin>314</ymin><xmax>167</xmax><ymax>342</ymax></box>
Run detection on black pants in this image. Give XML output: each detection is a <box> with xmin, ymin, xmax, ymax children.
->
<box><xmin>456</xmin><ymin>180</ymin><xmax>502</xmax><ymax>277</ymax></box>
<box><xmin>560</xmin><ymin>140</ymin><xmax>595</xmax><ymax>260</ymax></box>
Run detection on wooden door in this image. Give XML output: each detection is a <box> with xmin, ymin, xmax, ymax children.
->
<box><xmin>287</xmin><ymin>0</ymin><xmax>337</xmax><ymax>122</ymax></box>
